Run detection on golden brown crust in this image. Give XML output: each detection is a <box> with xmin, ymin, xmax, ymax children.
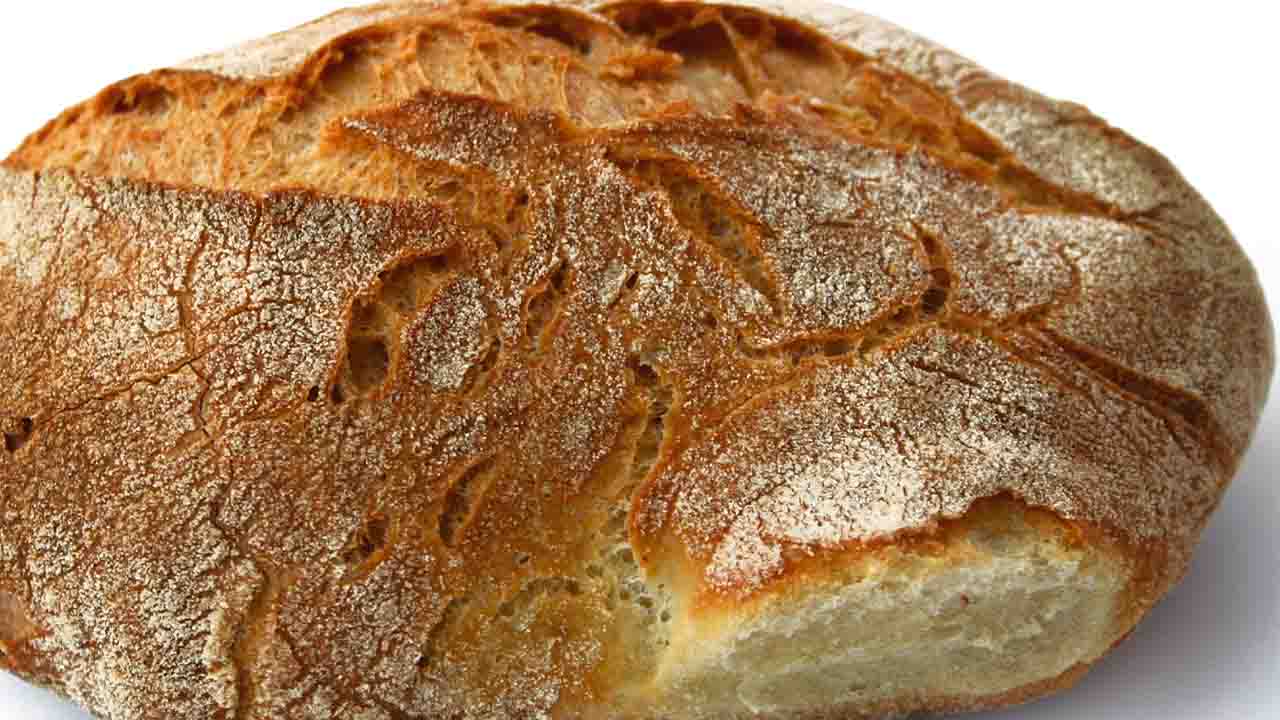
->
<box><xmin>0</xmin><ymin>1</ymin><xmax>1271</xmax><ymax>719</ymax></box>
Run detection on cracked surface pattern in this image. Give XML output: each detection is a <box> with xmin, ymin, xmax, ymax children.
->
<box><xmin>0</xmin><ymin>1</ymin><xmax>1272</xmax><ymax>719</ymax></box>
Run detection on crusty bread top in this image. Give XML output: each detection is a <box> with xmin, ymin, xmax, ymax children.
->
<box><xmin>0</xmin><ymin>2</ymin><xmax>1272</xmax><ymax>718</ymax></box>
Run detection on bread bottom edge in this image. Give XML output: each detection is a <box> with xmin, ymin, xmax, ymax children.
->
<box><xmin>609</xmin><ymin>499</ymin><xmax>1137</xmax><ymax>719</ymax></box>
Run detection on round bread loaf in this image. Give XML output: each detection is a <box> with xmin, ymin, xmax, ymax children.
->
<box><xmin>0</xmin><ymin>2</ymin><xmax>1272</xmax><ymax>719</ymax></box>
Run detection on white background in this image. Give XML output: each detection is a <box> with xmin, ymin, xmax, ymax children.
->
<box><xmin>0</xmin><ymin>2</ymin><xmax>1276</xmax><ymax>718</ymax></box>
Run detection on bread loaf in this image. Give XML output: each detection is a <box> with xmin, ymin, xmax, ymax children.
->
<box><xmin>0</xmin><ymin>2</ymin><xmax>1272</xmax><ymax>718</ymax></box>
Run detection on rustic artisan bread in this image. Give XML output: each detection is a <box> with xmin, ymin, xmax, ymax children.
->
<box><xmin>0</xmin><ymin>1</ymin><xmax>1272</xmax><ymax>718</ymax></box>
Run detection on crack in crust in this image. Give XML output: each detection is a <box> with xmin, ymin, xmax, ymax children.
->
<box><xmin>335</xmin><ymin>251</ymin><xmax>458</xmax><ymax>403</ymax></box>
<box><xmin>438</xmin><ymin>457</ymin><xmax>500</xmax><ymax>548</ymax></box>
<box><xmin>1000</xmin><ymin>326</ymin><xmax>1232</xmax><ymax>474</ymax></box>
<box><xmin>231</xmin><ymin>572</ymin><xmax>277</xmax><ymax>720</ymax></box>
<box><xmin>612</xmin><ymin>155</ymin><xmax>781</xmax><ymax>316</ymax></box>
<box><xmin>2</xmin><ymin>417</ymin><xmax>34</xmax><ymax>454</ymax></box>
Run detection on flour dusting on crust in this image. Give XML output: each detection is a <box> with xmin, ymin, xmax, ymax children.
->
<box><xmin>0</xmin><ymin>1</ymin><xmax>1270</xmax><ymax>719</ymax></box>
